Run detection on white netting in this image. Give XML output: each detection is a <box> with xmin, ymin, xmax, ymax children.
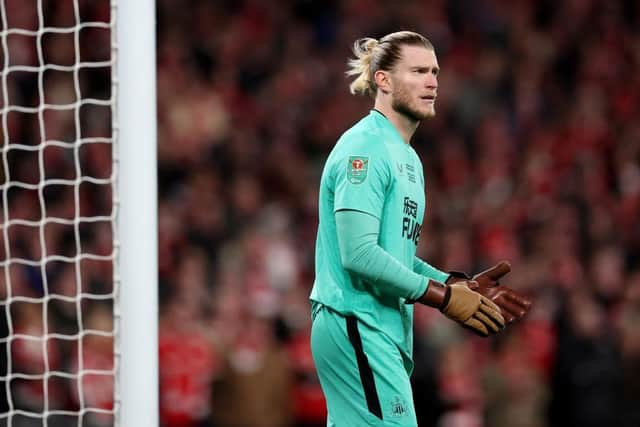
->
<box><xmin>0</xmin><ymin>1</ymin><xmax>117</xmax><ymax>426</ymax></box>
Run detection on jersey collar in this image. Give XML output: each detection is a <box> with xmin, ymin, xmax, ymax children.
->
<box><xmin>369</xmin><ymin>109</ymin><xmax>406</xmax><ymax>146</ymax></box>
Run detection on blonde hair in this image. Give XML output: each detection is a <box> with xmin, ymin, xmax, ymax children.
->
<box><xmin>346</xmin><ymin>31</ymin><xmax>434</xmax><ymax>98</ymax></box>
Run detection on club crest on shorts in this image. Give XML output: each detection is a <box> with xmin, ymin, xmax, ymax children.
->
<box><xmin>347</xmin><ymin>156</ymin><xmax>369</xmax><ymax>184</ymax></box>
<box><xmin>390</xmin><ymin>396</ymin><xmax>408</xmax><ymax>417</ymax></box>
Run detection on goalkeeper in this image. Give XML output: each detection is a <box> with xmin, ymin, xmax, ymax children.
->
<box><xmin>309</xmin><ymin>31</ymin><xmax>531</xmax><ymax>427</ymax></box>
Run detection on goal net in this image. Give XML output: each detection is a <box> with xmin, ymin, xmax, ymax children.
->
<box><xmin>0</xmin><ymin>1</ymin><xmax>117</xmax><ymax>426</ymax></box>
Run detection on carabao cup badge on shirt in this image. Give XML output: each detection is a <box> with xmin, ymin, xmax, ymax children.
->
<box><xmin>347</xmin><ymin>156</ymin><xmax>369</xmax><ymax>184</ymax></box>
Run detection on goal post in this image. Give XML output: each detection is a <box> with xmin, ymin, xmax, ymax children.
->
<box><xmin>115</xmin><ymin>0</ymin><xmax>159</xmax><ymax>425</ymax></box>
<box><xmin>0</xmin><ymin>0</ymin><xmax>158</xmax><ymax>426</ymax></box>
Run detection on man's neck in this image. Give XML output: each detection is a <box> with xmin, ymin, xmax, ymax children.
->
<box><xmin>373</xmin><ymin>101</ymin><xmax>419</xmax><ymax>145</ymax></box>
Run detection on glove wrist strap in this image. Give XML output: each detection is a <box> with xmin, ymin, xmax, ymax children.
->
<box><xmin>446</xmin><ymin>270</ymin><xmax>471</xmax><ymax>284</ymax></box>
<box><xmin>418</xmin><ymin>280</ymin><xmax>451</xmax><ymax>311</ymax></box>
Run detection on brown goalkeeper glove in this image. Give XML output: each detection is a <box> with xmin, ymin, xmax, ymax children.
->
<box><xmin>418</xmin><ymin>279</ymin><xmax>505</xmax><ymax>337</ymax></box>
<box><xmin>447</xmin><ymin>261</ymin><xmax>532</xmax><ymax>324</ymax></box>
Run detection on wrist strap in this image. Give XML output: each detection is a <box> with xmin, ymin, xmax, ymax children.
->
<box><xmin>446</xmin><ymin>270</ymin><xmax>471</xmax><ymax>284</ymax></box>
<box><xmin>418</xmin><ymin>280</ymin><xmax>451</xmax><ymax>310</ymax></box>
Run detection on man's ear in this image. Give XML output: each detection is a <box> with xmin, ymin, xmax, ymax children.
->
<box><xmin>374</xmin><ymin>70</ymin><xmax>391</xmax><ymax>94</ymax></box>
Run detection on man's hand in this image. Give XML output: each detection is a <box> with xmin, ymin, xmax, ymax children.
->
<box><xmin>418</xmin><ymin>280</ymin><xmax>505</xmax><ymax>337</ymax></box>
<box><xmin>448</xmin><ymin>261</ymin><xmax>532</xmax><ymax>324</ymax></box>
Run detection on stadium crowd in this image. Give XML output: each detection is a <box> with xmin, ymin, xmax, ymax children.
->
<box><xmin>1</xmin><ymin>0</ymin><xmax>640</xmax><ymax>426</ymax></box>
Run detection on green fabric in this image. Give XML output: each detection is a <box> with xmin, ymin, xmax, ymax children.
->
<box><xmin>412</xmin><ymin>256</ymin><xmax>449</xmax><ymax>284</ymax></box>
<box><xmin>311</xmin><ymin>109</ymin><xmax>433</xmax><ymax>363</ymax></box>
<box><xmin>335</xmin><ymin>209</ymin><xmax>427</xmax><ymax>301</ymax></box>
<box><xmin>311</xmin><ymin>305</ymin><xmax>418</xmax><ymax>426</ymax></box>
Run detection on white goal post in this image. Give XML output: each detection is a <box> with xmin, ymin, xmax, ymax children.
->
<box><xmin>0</xmin><ymin>0</ymin><xmax>158</xmax><ymax>426</ymax></box>
<box><xmin>116</xmin><ymin>0</ymin><xmax>158</xmax><ymax>426</ymax></box>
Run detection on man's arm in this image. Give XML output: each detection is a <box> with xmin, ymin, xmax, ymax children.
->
<box><xmin>413</xmin><ymin>256</ymin><xmax>449</xmax><ymax>285</ymax></box>
<box><xmin>336</xmin><ymin>210</ymin><xmax>505</xmax><ymax>336</ymax></box>
<box><xmin>336</xmin><ymin>209</ymin><xmax>427</xmax><ymax>301</ymax></box>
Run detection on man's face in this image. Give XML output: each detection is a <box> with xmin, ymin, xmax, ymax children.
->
<box><xmin>389</xmin><ymin>45</ymin><xmax>439</xmax><ymax>121</ymax></box>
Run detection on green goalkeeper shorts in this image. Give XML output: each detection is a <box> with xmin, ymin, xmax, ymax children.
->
<box><xmin>310</xmin><ymin>303</ymin><xmax>418</xmax><ymax>427</ymax></box>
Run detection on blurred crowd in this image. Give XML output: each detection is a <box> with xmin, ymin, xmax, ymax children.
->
<box><xmin>154</xmin><ymin>1</ymin><xmax>640</xmax><ymax>426</ymax></box>
<box><xmin>1</xmin><ymin>0</ymin><xmax>640</xmax><ymax>426</ymax></box>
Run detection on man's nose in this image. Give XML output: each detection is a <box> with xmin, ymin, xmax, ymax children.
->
<box><xmin>425</xmin><ymin>75</ymin><xmax>437</xmax><ymax>89</ymax></box>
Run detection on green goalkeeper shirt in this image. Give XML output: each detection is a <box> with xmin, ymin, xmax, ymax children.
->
<box><xmin>310</xmin><ymin>109</ymin><xmax>448</xmax><ymax>368</ymax></box>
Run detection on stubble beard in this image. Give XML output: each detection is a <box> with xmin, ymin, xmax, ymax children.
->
<box><xmin>391</xmin><ymin>85</ymin><xmax>435</xmax><ymax>122</ymax></box>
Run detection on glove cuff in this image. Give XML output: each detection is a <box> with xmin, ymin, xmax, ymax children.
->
<box><xmin>418</xmin><ymin>280</ymin><xmax>451</xmax><ymax>311</ymax></box>
<box><xmin>446</xmin><ymin>270</ymin><xmax>471</xmax><ymax>284</ymax></box>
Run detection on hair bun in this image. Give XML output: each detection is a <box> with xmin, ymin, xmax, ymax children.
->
<box><xmin>360</xmin><ymin>38</ymin><xmax>378</xmax><ymax>53</ymax></box>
